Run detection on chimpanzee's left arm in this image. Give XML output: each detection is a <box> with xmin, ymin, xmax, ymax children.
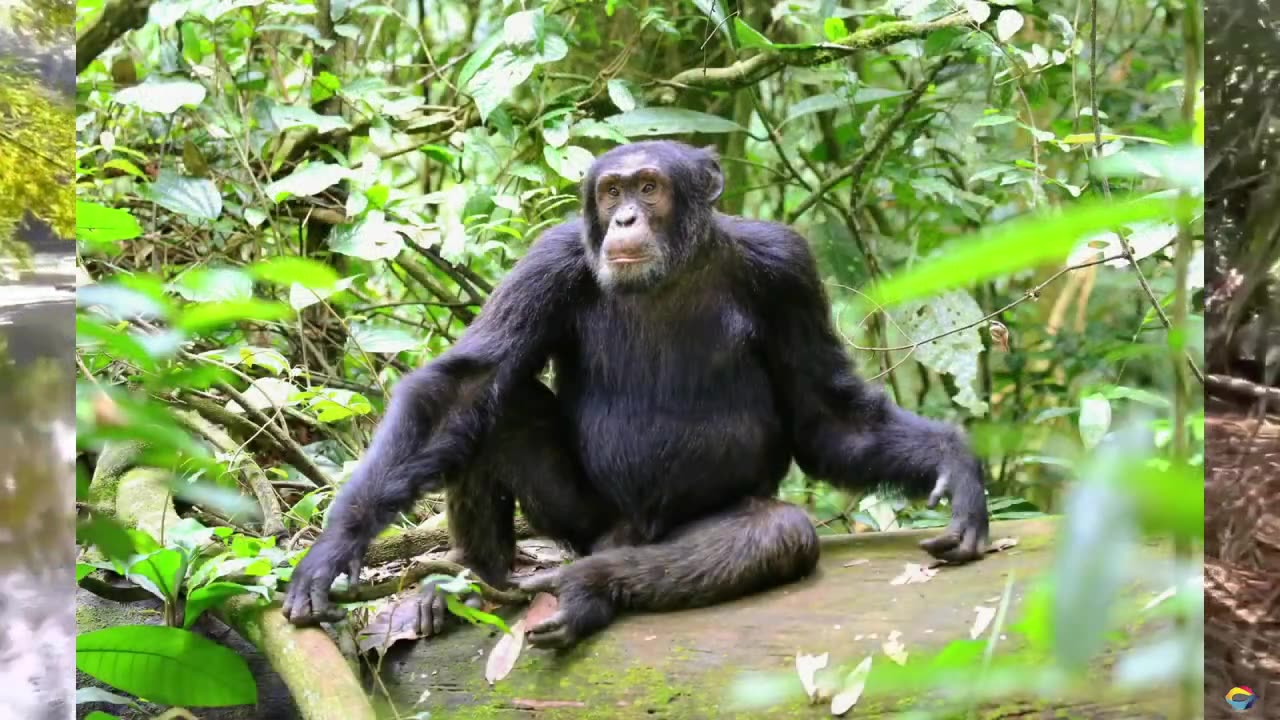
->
<box><xmin>747</xmin><ymin>223</ymin><xmax>988</xmax><ymax>563</ymax></box>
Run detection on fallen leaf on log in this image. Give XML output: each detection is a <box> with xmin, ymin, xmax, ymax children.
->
<box><xmin>830</xmin><ymin>656</ymin><xmax>872</xmax><ymax>716</ymax></box>
<box><xmin>486</xmin><ymin>619</ymin><xmax>526</xmax><ymax>685</ymax></box>
<box><xmin>890</xmin><ymin>563</ymin><xmax>936</xmax><ymax>585</ymax></box>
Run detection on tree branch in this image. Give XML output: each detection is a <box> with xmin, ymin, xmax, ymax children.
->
<box><xmin>75</xmin><ymin>0</ymin><xmax>153</xmax><ymax>74</ymax></box>
<box><xmin>668</xmin><ymin>14</ymin><xmax>969</xmax><ymax>92</ymax></box>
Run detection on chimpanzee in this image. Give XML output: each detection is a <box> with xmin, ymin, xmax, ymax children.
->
<box><xmin>282</xmin><ymin>141</ymin><xmax>990</xmax><ymax>648</ymax></box>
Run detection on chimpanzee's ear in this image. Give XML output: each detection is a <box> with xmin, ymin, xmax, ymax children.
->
<box><xmin>700</xmin><ymin>145</ymin><xmax>724</xmax><ymax>204</ymax></box>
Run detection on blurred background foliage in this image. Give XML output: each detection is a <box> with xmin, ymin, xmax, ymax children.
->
<box><xmin>0</xmin><ymin>0</ymin><xmax>74</xmax><ymax>263</ymax></box>
<box><xmin>72</xmin><ymin>0</ymin><xmax>1204</xmax><ymax>717</ymax></box>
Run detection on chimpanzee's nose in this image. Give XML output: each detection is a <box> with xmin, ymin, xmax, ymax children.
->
<box><xmin>614</xmin><ymin>208</ymin><xmax>637</xmax><ymax>227</ymax></box>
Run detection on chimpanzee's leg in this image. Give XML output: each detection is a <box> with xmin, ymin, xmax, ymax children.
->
<box><xmin>516</xmin><ymin>497</ymin><xmax>819</xmax><ymax>648</ymax></box>
<box><xmin>416</xmin><ymin>379</ymin><xmax>616</xmax><ymax>637</ymax></box>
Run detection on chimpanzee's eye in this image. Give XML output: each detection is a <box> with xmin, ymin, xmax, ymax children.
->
<box><xmin>607</xmin><ymin>186</ymin><xmax>621</xmax><ymax>197</ymax></box>
<box><xmin>642</xmin><ymin>183</ymin><xmax>656</xmax><ymax>194</ymax></box>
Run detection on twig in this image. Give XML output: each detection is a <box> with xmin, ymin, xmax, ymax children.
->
<box><xmin>787</xmin><ymin>57</ymin><xmax>952</xmax><ymax>223</ymax></box>
<box><xmin>668</xmin><ymin>14</ymin><xmax>969</xmax><ymax>92</ymax></box>
<box><xmin>1088</xmin><ymin>0</ymin><xmax>1203</xmax><ymax>385</ymax></box>
<box><xmin>852</xmin><ymin>256</ymin><xmax>1128</xmax><ymax>353</ymax></box>
<box><xmin>329</xmin><ymin>559</ymin><xmax>527</xmax><ymax>606</ymax></box>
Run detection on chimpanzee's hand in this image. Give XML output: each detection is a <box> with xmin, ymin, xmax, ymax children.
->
<box><xmin>918</xmin><ymin>454</ymin><xmax>989</xmax><ymax>564</ymax></box>
<box><xmin>282</xmin><ymin>536</ymin><xmax>362</xmax><ymax>626</ymax></box>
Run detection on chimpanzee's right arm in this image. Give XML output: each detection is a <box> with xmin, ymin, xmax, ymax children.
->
<box><xmin>282</xmin><ymin>221</ymin><xmax>587</xmax><ymax>625</ymax></box>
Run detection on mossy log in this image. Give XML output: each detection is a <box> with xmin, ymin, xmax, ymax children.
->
<box><xmin>368</xmin><ymin>518</ymin><xmax>1180</xmax><ymax>719</ymax></box>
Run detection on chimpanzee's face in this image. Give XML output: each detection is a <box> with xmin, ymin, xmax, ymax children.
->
<box><xmin>590</xmin><ymin>153</ymin><xmax>676</xmax><ymax>292</ymax></box>
<box><xmin>582</xmin><ymin>142</ymin><xmax>724</xmax><ymax>294</ymax></box>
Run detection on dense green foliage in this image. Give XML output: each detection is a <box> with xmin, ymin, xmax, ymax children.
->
<box><xmin>0</xmin><ymin>0</ymin><xmax>74</xmax><ymax>254</ymax></box>
<box><xmin>73</xmin><ymin>0</ymin><xmax>1204</xmax><ymax>717</ymax></box>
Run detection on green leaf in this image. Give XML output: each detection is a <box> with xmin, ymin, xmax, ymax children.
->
<box><xmin>467</xmin><ymin>51</ymin><xmax>539</xmax><ymax>122</ymax></box>
<box><xmin>77</xmin><ymin>625</ymin><xmax>257</xmax><ymax>707</ymax></box>
<box><xmin>604</xmin><ymin>108</ymin><xmax>746</xmax><ymax>137</ymax></box>
<box><xmin>176</xmin><ymin>300</ymin><xmax>292</xmax><ymax>334</ymax></box>
<box><xmin>570</xmin><ymin>118</ymin><xmax>630</xmax><ymax>144</ymax></box>
<box><xmin>865</xmin><ymin>194</ymin><xmax>1198</xmax><ymax>307</ymax></box>
<box><xmin>1077</xmin><ymin>394</ymin><xmax>1111</xmax><ymax>449</ymax></box>
<box><xmin>962</xmin><ymin>1</ymin><xmax>990</xmax><ymax>24</ymax></box>
<box><xmin>350</xmin><ymin>323</ymin><xmax>421</xmax><ymax>354</ymax></box>
<box><xmin>457</xmin><ymin>33</ymin><xmax>504</xmax><ymax>89</ymax></box>
<box><xmin>734</xmin><ymin>18</ymin><xmax>773</xmax><ymax>49</ymax></box>
<box><xmin>184</xmin><ymin>582</ymin><xmax>254</xmax><ymax>628</ymax></box>
<box><xmin>690</xmin><ymin>0</ymin><xmax>732</xmax><ymax>46</ymax></box>
<box><xmin>823</xmin><ymin>17</ymin><xmax>848</xmax><ymax>42</ymax></box>
<box><xmin>115</xmin><ymin>78</ymin><xmax>207</xmax><ymax>114</ymax></box>
<box><xmin>267</xmin><ymin>103</ymin><xmax>351</xmax><ymax>134</ymax></box>
<box><xmin>995</xmin><ymin>9</ymin><xmax>1023</xmax><ymax>42</ymax></box>
<box><xmin>973</xmin><ymin>114</ymin><xmax>1016</xmax><ymax>127</ymax></box>
<box><xmin>289</xmin><ymin>276</ymin><xmax>356</xmax><ymax>311</ymax></box>
<box><xmin>76</xmin><ymin>316</ymin><xmax>162</xmax><ymax>369</ymax></box>
<box><xmin>171</xmin><ymin>267</ymin><xmax>253</xmax><ymax>303</ymax></box>
<box><xmin>1096</xmin><ymin>145</ymin><xmax>1203</xmax><ymax>192</ymax></box>
<box><xmin>225</xmin><ymin>377</ymin><xmax>301</xmax><ymax>413</ymax></box>
<box><xmin>264</xmin><ymin>163</ymin><xmax>351</xmax><ymax>201</ymax></box>
<box><xmin>199</xmin><ymin>345</ymin><xmax>290</xmax><ymax>375</ymax></box>
<box><xmin>606</xmin><ymin>79</ymin><xmax>637</xmax><ymax>112</ymax></box>
<box><xmin>303</xmin><ymin>388</ymin><xmax>373</xmax><ymax>422</ymax></box>
<box><xmin>128</xmin><ymin>548</ymin><xmax>188</xmax><ymax>603</ymax></box>
<box><xmin>446</xmin><ymin>593</ymin><xmax>510</xmax><ymax>633</ymax></box>
<box><xmin>77</xmin><ymin>563</ymin><xmax>97</xmax><ymax>582</ymax></box>
<box><xmin>543</xmin><ymin>145</ymin><xmax>595</xmax><ymax>182</ymax></box>
<box><xmin>145</xmin><ymin>171</ymin><xmax>222</xmax><ymax>222</ymax></box>
<box><xmin>248</xmin><ymin>257</ymin><xmax>340</xmax><ymax>290</ymax></box>
<box><xmin>328</xmin><ymin>213</ymin><xmax>406</xmax><ymax>260</ymax></box>
<box><xmin>76</xmin><ymin>516</ymin><xmax>139</xmax><ymax>566</ymax></box>
<box><xmin>287</xmin><ymin>490</ymin><xmax>326</xmax><ymax>524</ymax></box>
<box><xmin>76</xmin><ymin>201</ymin><xmax>142</xmax><ymax>246</ymax></box>
<box><xmin>104</xmin><ymin>158</ymin><xmax>147</xmax><ymax>179</ymax></box>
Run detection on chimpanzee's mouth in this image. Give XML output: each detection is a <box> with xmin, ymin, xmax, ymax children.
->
<box><xmin>606</xmin><ymin>255</ymin><xmax>651</xmax><ymax>265</ymax></box>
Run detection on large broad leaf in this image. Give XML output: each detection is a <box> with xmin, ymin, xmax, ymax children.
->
<box><xmin>290</xmin><ymin>276</ymin><xmax>356</xmax><ymax>311</ymax></box>
<box><xmin>865</xmin><ymin>194</ymin><xmax>1197</xmax><ymax>307</ymax></box>
<box><xmin>127</xmin><ymin>548</ymin><xmax>187</xmax><ymax>603</ymax></box>
<box><xmin>543</xmin><ymin>145</ymin><xmax>595</xmax><ymax>182</ymax></box>
<box><xmin>264</xmin><ymin>163</ymin><xmax>351</xmax><ymax>201</ymax></box>
<box><xmin>889</xmin><ymin>291</ymin><xmax>987</xmax><ymax>415</ymax></box>
<box><xmin>146</xmin><ymin>171</ymin><xmax>222</xmax><ymax>222</ymax></box>
<box><xmin>604</xmin><ymin>108</ymin><xmax>746</xmax><ymax>137</ymax></box>
<box><xmin>301</xmin><ymin>387</ymin><xmax>373</xmax><ymax>422</ymax></box>
<box><xmin>248</xmin><ymin>257</ymin><xmax>340</xmax><ymax>290</ymax></box>
<box><xmin>266</xmin><ymin>103</ymin><xmax>350</xmax><ymax>134</ymax></box>
<box><xmin>606</xmin><ymin>79</ymin><xmax>637</xmax><ymax>112</ymax></box>
<box><xmin>183</xmin><ymin>582</ymin><xmax>256</xmax><ymax>629</ymax></box>
<box><xmin>328</xmin><ymin>212</ymin><xmax>406</xmax><ymax>260</ymax></box>
<box><xmin>350</xmin><ymin>323</ymin><xmax>422</xmax><ymax>354</ymax></box>
<box><xmin>171</xmin><ymin>267</ymin><xmax>253</xmax><ymax>303</ymax></box>
<box><xmin>77</xmin><ymin>625</ymin><xmax>257</xmax><ymax>707</ymax></box>
<box><xmin>468</xmin><ymin>51</ymin><xmax>538</xmax><ymax>122</ymax></box>
<box><xmin>115</xmin><ymin>78</ymin><xmax>207</xmax><ymax>114</ymax></box>
<box><xmin>690</xmin><ymin>0</ymin><xmax>733</xmax><ymax>45</ymax></box>
<box><xmin>781</xmin><ymin>93</ymin><xmax>849</xmax><ymax>127</ymax></box>
<box><xmin>175</xmin><ymin>300</ymin><xmax>292</xmax><ymax>334</ymax></box>
<box><xmin>76</xmin><ymin>202</ymin><xmax>142</xmax><ymax>246</ymax></box>
<box><xmin>225</xmin><ymin>377</ymin><xmax>301</xmax><ymax>413</ymax></box>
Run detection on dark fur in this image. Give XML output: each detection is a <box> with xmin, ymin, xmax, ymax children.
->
<box><xmin>283</xmin><ymin>141</ymin><xmax>989</xmax><ymax>647</ymax></box>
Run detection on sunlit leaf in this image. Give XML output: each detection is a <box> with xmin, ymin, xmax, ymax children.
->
<box><xmin>264</xmin><ymin>163</ymin><xmax>352</xmax><ymax>201</ymax></box>
<box><xmin>77</xmin><ymin>625</ymin><xmax>257</xmax><ymax>707</ymax></box>
<box><xmin>116</xmin><ymin>78</ymin><xmax>207</xmax><ymax>114</ymax></box>
<box><xmin>604</xmin><ymin>108</ymin><xmax>746</xmax><ymax>137</ymax></box>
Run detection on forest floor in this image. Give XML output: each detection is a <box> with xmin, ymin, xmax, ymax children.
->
<box><xmin>1205</xmin><ymin>399</ymin><xmax>1280</xmax><ymax>717</ymax></box>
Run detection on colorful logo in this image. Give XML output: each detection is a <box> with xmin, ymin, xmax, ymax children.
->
<box><xmin>1226</xmin><ymin>686</ymin><xmax>1256</xmax><ymax>711</ymax></box>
